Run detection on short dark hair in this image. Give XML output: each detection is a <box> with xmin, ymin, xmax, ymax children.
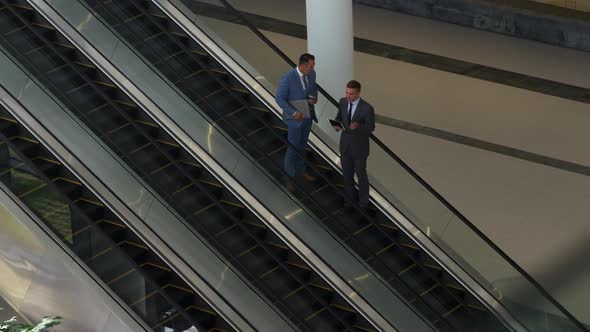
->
<box><xmin>346</xmin><ymin>80</ymin><xmax>361</xmax><ymax>92</ymax></box>
<box><xmin>299</xmin><ymin>53</ymin><xmax>315</xmax><ymax>65</ymax></box>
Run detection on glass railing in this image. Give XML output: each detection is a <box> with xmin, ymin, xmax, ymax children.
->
<box><xmin>171</xmin><ymin>0</ymin><xmax>588</xmax><ymax>330</ymax></box>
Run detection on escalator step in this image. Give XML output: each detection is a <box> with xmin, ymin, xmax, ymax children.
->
<box><xmin>201</xmin><ymin>89</ymin><xmax>243</xmax><ymax>116</ymax></box>
<box><xmin>258</xmin><ymin>262</ymin><xmax>309</xmax><ymax>298</ymax></box>
<box><xmin>215</xmin><ymin>222</ymin><xmax>263</xmax><ymax>256</ymax></box>
<box><xmin>30</xmin><ymin>157</ymin><xmax>61</xmax><ymax>178</ymax></box>
<box><xmin>65</xmin><ymin>84</ymin><xmax>109</xmax><ymax>111</ymax></box>
<box><xmin>141</xmin><ymin>261</ymin><xmax>173</xmax><ymax>285</ymax></box>
<box><xmin>170</xmin><ymin>183</ymin><xmax>217</xmax><ymax>214</ymax></box>
<box><xmin>109</xmin><ymin>269</ymin><xmax>150</xmax><ymax>304</ymax></box>
<box><xmin>52</xmin><ymin>177</ymin><xmax>83</xmax><ymax>200</ymax></box>
<box><xmin>87</xmin><ymin>244</ymin><xmax>135</xmax><ymax>282</ymax></box>
<box><xmin>95</xmin><ymin>218</ymin><xmax>128</xmax><ymax>243</ymax></box>
<box><xmin>73</xmin><ymin>198</ymin><xmax>105</xmax><ymax>220</ymax></box>
<box><xmin>127</xmin><ymin>143</ymin><xmax>168</xmax><ymax>175</ymax></box>
<box><xmin>191</xmin><ymin>202</ymin><xmax>241</xmax><ymax>235</ymax></box>
<box><xmin>9</xmin><ymin>136</ymin><xmax>39</xmax><ymax>156</ymax></box>
<box><xmin>119</xmin><ymin>240</ymin><xmax>151</xmax><ymax>264</ymax></box>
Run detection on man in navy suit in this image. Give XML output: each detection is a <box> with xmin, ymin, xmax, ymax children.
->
<box><xmin>333</xmin><ymin>80</ymin><xmax>375</xmax><ymax>210</ymax></box>
<box><xmin>276</xmin><ymin>53</ymin><xmax>319</xmax><ymax>192</ymax></box>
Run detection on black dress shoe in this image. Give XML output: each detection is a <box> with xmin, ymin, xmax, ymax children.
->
<box><xmin>287</xmin><ymin>181</ymin><xmax>297</xmax><ymax>193</ymax></box>
<box><xmin>302</xmin><ymin>172</ymin><xmax>317</xmax><ymax>182</ymax></box>
<box><xmin>359</xmin><ymin>206</ymin><xmax>377</xmax><ymax>218</ymax></box>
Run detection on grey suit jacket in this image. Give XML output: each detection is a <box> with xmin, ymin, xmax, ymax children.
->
<box><xmin>335</xmin><ymin>97</ymin><xmax>375</xmax><ymax>158</ymax></box>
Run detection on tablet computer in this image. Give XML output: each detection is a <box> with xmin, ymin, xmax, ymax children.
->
<box><xmin>288</xmin><ymin>99</ymin><xmax>310</xmax><ymax>118</ymax></box>
<box><xmin>329</xmin><ymin>119</ymin><xmax>344</xmax><ymax>129</ymax></box>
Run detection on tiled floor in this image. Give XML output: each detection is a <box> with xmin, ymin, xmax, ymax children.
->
<box><xmin>532</xmin><ymin>0</ymin><xmax>590</xmax><ymax>12</ymax></box>
<box><xmin>229</xmin><ymin>0</ymin><xmax>590</xmax><ymax>89</ymax></box>
<box><xmin>200</xmin><ymin>0</ymin><xmax>590</xmax><ymax>104</ymax></box>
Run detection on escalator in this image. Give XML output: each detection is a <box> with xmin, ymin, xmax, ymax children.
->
<box><xmin>0</xmin><ymin>1</ymin><xmax>377</xmax><ymax>330</ymax></box>
<box><xmin>0</xmin><ymin>99</ymin><xmax>234</xmax><ymax>331</ymax></box>
<box><xmin>68</xmin><ymin>0</ymin><xmax>512</xmax><ymax>331</ymax></box>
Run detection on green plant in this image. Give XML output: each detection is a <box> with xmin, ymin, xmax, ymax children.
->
<box><xmin>0</xmin><ymin>309</ymin><xmax>61</xmax><ymax>332</ymax></box>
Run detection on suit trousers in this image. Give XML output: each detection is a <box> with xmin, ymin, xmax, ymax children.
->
<box><xmin>341</xmin><ymin>147</ymin><xmax>369</xmax><ymax>208</ymax></box>
<box><xmin>284</xmin><ymin>118</ymin><xmax>312</xmax><ymax>178</ymax></box>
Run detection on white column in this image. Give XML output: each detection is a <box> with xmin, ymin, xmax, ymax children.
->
<box><xmin>306</xmin><ymin>0</ymin><xmax>354</xmax><ymax>99</ymax></box>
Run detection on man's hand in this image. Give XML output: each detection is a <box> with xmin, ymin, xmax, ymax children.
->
<box><xmin>292</xmin><ymin>111</ymin><xmax>304</xmax><ymax>121</ymax></box>
<box><xmin>350</xmin><ymin>122</ymin><xmax>360</xmax><ymax>130</ymax></box>
<box><xmin>334</xmin><ymin>125</ymin><xmax>342</xmax><ymax>132</ymax></box>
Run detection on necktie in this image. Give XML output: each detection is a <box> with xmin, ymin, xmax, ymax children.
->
<box><xmin>348</xmin><ymin>102</ymin><xmax>353</xmax><ymax>124</ymax></box>
<box><xmin>303</xmin><ymin>75</ymin><xmax>309</xmax><ymax>92</ymax></box>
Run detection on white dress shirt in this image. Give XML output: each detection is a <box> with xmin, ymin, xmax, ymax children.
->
<box><xmin>348</xmin><ymin>97</ymin><xmax>361</xmax><ymax>121</ymax></box>
<box><xmin>296</xmin><ymin>66</ymin><xmax>309</xmax><ymax>92</ymax></box>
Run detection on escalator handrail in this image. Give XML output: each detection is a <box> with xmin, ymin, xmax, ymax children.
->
<box><xmin>213</xmin><ymin>0</ymin><xmax>588</xmax><ymax>329</ymax></box>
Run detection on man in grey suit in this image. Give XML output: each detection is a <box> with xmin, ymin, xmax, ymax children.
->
<box><xmin>333</xmin><ymin>80</ymin><xmax>375</xmax><ymax>210</ymax></box>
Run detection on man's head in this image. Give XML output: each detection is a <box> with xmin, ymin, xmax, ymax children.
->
<box><xmin>298</xmin><ymin>53</ymin><xmax>315</xmax><ymax>75</ymax></box>
<box><xmin>345</xmin><ymin>80</ymin><xmax>361</xmax><ymax>103</ymax></box>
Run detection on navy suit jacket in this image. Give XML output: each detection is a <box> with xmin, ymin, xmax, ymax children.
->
<box><xmin>275</xmin><ymin>68</ymin><xmax>318</xmax><ymax>125</ymax></box>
